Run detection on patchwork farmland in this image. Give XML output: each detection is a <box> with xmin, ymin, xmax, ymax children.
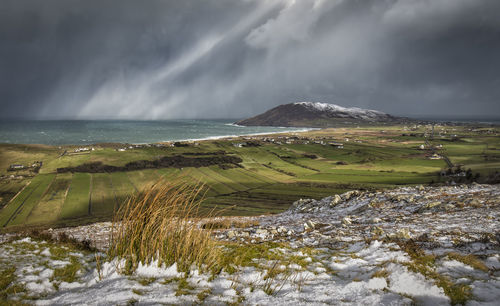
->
<box><xmin>1</xmin><ymin>124</ymin><xmax>499</xmax><ymax>229</ymax></box>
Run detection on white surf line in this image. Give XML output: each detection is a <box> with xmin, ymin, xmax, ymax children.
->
<box><xmin>167</xmin><ymin>128</ymin><xmax>320</xmax><ymax>143</ymax></box>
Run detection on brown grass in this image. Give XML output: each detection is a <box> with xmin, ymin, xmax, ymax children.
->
<box><xmin>107</xmin><ymin>179</ymin><xmax>220</xmax><ymax>274</ymax></box>
<box><xmin>201</xmin><ymin>218</ymin><xmax>259</xmax><ymax>230</ymax></box>
<box><xmin>447</xmin><ymin>252</ymin><xmax>489</xmax><ymax>273</ymax></box>
<box><xmin>371</xmin><ymin>269</ymin><xmax>389</xmax><ymax>279</ymax></box>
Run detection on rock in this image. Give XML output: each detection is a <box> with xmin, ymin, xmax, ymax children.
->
<box><xmin>372</xmin><ymin>226</ymin><xmax>384</xmax><ymax>236</ymax></box>
<box><xmin>342</xmin><ymin>190</ymin><xmax>360</xmax><ymax>201</ymax></box>
<box><xmin>394</xmin><ymin>228</ymin><xmax>411</xmax><ymax>239</ymax></box>
<box><xmin>342</xmin><ymin>217</ymin><xmax>352</xmax><ymax>225</ymax></box>
<box><xmin>352</xmin><ymin>203</ymin><xmax>371</xmax><ymax>214</ymax></box>
<box><xmin>469</xmin><ymin>199</ymin><xmax>482</xmax><ymax>208</ymax></box>
<box><xmin>420</xmin><ymin>201</ymin><xmax>441</xmax><ymax>212</ymax></box>
<box><xmin>255</xmin><ymin>229</ymin><xmax>269</xmax><ymax>238</ymax></box>
<box><xmin>292</xmin><ymin>198</ymin><xmax>318</xmax><ymax>213</ymax></box>
<box><xmin>330</xmin><ymin>194</ymin><xmax>342</xmax><ymax>207</ymax></box>
<box><xmin>369</xmin><ymin>201</ymin><xmax>383</xmax><ymax>208</ymax></box>
<box><xmin>371</xmin><ymin>217</ymin><xmax>382</xmax><ymax>224</ymax></box>
<box><xmin>304</xmin><ymin>220</ymin><xmax>316</xmax><ymax>231</ymax></box>
<box><xmin>292</xmin><ymin>198</ymin><xmax>304</xmax><ymax>208</ymax></box>
<box><xmin>444</xmin><ymin>204</ymin><xmax>455</xmax><ymax>211</ymax></box>
<box><xmin>208</xmin><ymin>184</ymin><xmax>499</xmax><ymax>252</ymax></box>
<box><xmin>277</xmin><ymin>226</ymin><xmax>287</xmax><ymax>234</ymax></box>
<box><xmin>227</xmin><ymin>230</ymin><xmax>236</xmax><ymax>239</ymax></box>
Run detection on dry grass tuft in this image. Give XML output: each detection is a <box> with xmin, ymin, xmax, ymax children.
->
<box><xmin>107</xmin><ymin>179</ymin><xmax>220</xmax><ymax>274</ymax></box>
<box><xmin>447</xmin><ymin>252</ymin><xmax>489</xmax><ymax>273</ymax></box>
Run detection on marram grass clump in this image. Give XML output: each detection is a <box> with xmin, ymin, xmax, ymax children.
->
<box><xmin>107</xmin><ymin>179</ymin><xmax>220</xmax><ymax>274</ymax></box>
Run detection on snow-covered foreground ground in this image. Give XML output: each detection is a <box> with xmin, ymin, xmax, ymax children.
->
<box><xmin>1</xmin><ymin>184</ymin><xmax>499</xmax><ymax>305</ymax></box>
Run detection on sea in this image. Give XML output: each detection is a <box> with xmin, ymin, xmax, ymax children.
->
<box><xmin>1</xmin><ymin>117</ymin><xmax>498</xmax><ymax>146</ymax></box>
<box><xmin>0</xmin><ymin>119</ymin><xmax>312</xmax><ymax>146</ymax></box>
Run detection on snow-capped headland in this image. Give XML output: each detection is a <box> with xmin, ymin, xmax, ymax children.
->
<box><xmin>293</xmin><ymin>102</ymin><xmax>391</xmax><ymax>121</ymax></box>
<box><xmin>235</xmin><ymin>102</ymin><xmax>404</xmax><ymax>127</ymax></box>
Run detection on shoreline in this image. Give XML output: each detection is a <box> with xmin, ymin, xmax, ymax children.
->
<box><xmin>0</xmin><ymin>127</ymin><xmax>320</xmax><ymax>147</ymax></box>
<box><xmin>1</xmin><ymin>118</ymin><xmax>498</xmax><ymax>147</ymax></box>
<box><xmin>0</xmin><ymin>125</ymin><xmax>318</xmax><ymax>147</ymax></box>
<box><xmin>171</xmin><ymin>127</ymin><xmax>319</xmax><ymax>144</ymax></box>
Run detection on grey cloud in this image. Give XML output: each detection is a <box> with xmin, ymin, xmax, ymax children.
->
<box><xmin>1</xmin><ymin>0</ymin><xmax>499</xmax><ymax>120</ymax></box>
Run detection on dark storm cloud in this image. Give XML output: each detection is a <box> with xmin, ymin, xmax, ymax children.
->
<box><xmin>1</xmin><ymin>0</ymin><xmax>499</xmax><ymax>119</ymax></box>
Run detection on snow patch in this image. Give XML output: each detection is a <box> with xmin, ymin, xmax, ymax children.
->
<box><xmin>294</xmin><ymin>102</ymin><xmax>390</xmax><ymax>120</ymax></box>
<box><xmin>387</xmin><ymin>263</ymin><xmax>450</xmax><ymax>305</ymax></box>
<box><xmin>40</xmin><ymin>248</ymin><xmax>51</xmax><ymax>257</ymax></box>
<box><xmin>469</xmin><ymin>279</ymin><xmax>500</xmax><ymax>305</ymax></box>
<box><xmin>367</xmin><ymin>277</ymin><xmax>387</xmax><ymax>290</ymax></box>
<box><xmin>136</xmin><ymin>261</ymin><xmax>182</xmax><ymax>279</ymax></box>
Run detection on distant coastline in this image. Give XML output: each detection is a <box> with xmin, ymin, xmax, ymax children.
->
<box><xmin>0</xmin><ymin>119</ymin><xmax>314</xmax><ymax>146</ymax></box>
<box><xmin>174</xmin><ymin>128</ymin><xmax>318</xmax><ymax>143</ymax></box>
<box><xmin>1</xmin><ymin>117</ymin><xmax>497</xmax><ymax>146</ymax></box>
<box><xmin>411</xmin><ymin>116</ymin><xmax>500</xmax><ymax>125</ymax></box>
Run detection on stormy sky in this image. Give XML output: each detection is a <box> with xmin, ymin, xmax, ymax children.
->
<box><xmin>1</xmin><ymin>0</ymin><xmax>500</xmax><ymax>120</ymax></box>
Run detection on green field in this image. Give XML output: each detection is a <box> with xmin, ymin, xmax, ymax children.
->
<box><xmin>59</xmin><ymin>173</ymin><xmax>91</xmax><ymax>220</ymax></box>
<box><xmin>25</xmin><ymin>173</ymin><xmax>72</xmax><ymax>225</ymax></box>
<box><xmin>1</xmin><ymin>124</ymin><xmax>499</xmax><ymax>229</ymax></box>
<box><xmin>0</xmin><ymin>174</ymin><xmax>55</xmax><ymax>227</ymax></box>
<box><xmin>90</xmin><ymin>173</ymin><xmax>116</xmax><ymax>217</ymax></box>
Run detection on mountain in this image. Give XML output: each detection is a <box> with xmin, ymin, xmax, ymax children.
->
<box><xmin>235</xmin><ymin>102</ymin><xmax>404</xmax><ymax>127</ymax></box>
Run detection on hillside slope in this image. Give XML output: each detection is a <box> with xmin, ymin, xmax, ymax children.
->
<box><xmin>236</xmin><ymin>102</ymin><xmax>404</xmax><ymax>127</ymax></box>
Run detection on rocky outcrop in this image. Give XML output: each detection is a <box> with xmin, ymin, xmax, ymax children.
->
<box><xmin>214</xmin><ymin>184</ymin><xmax>500</xmax><ymax>255</ymax></box>
<box><xmin>35</xmin><ymin>184</ymin><xmax>500</xmax><ymax>258</ymax></box>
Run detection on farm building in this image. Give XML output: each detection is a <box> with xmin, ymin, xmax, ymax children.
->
<box><xmin>8</xmin><ymin>164</ymin><xmax>25</xmax><ymax>171</ymax></box>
